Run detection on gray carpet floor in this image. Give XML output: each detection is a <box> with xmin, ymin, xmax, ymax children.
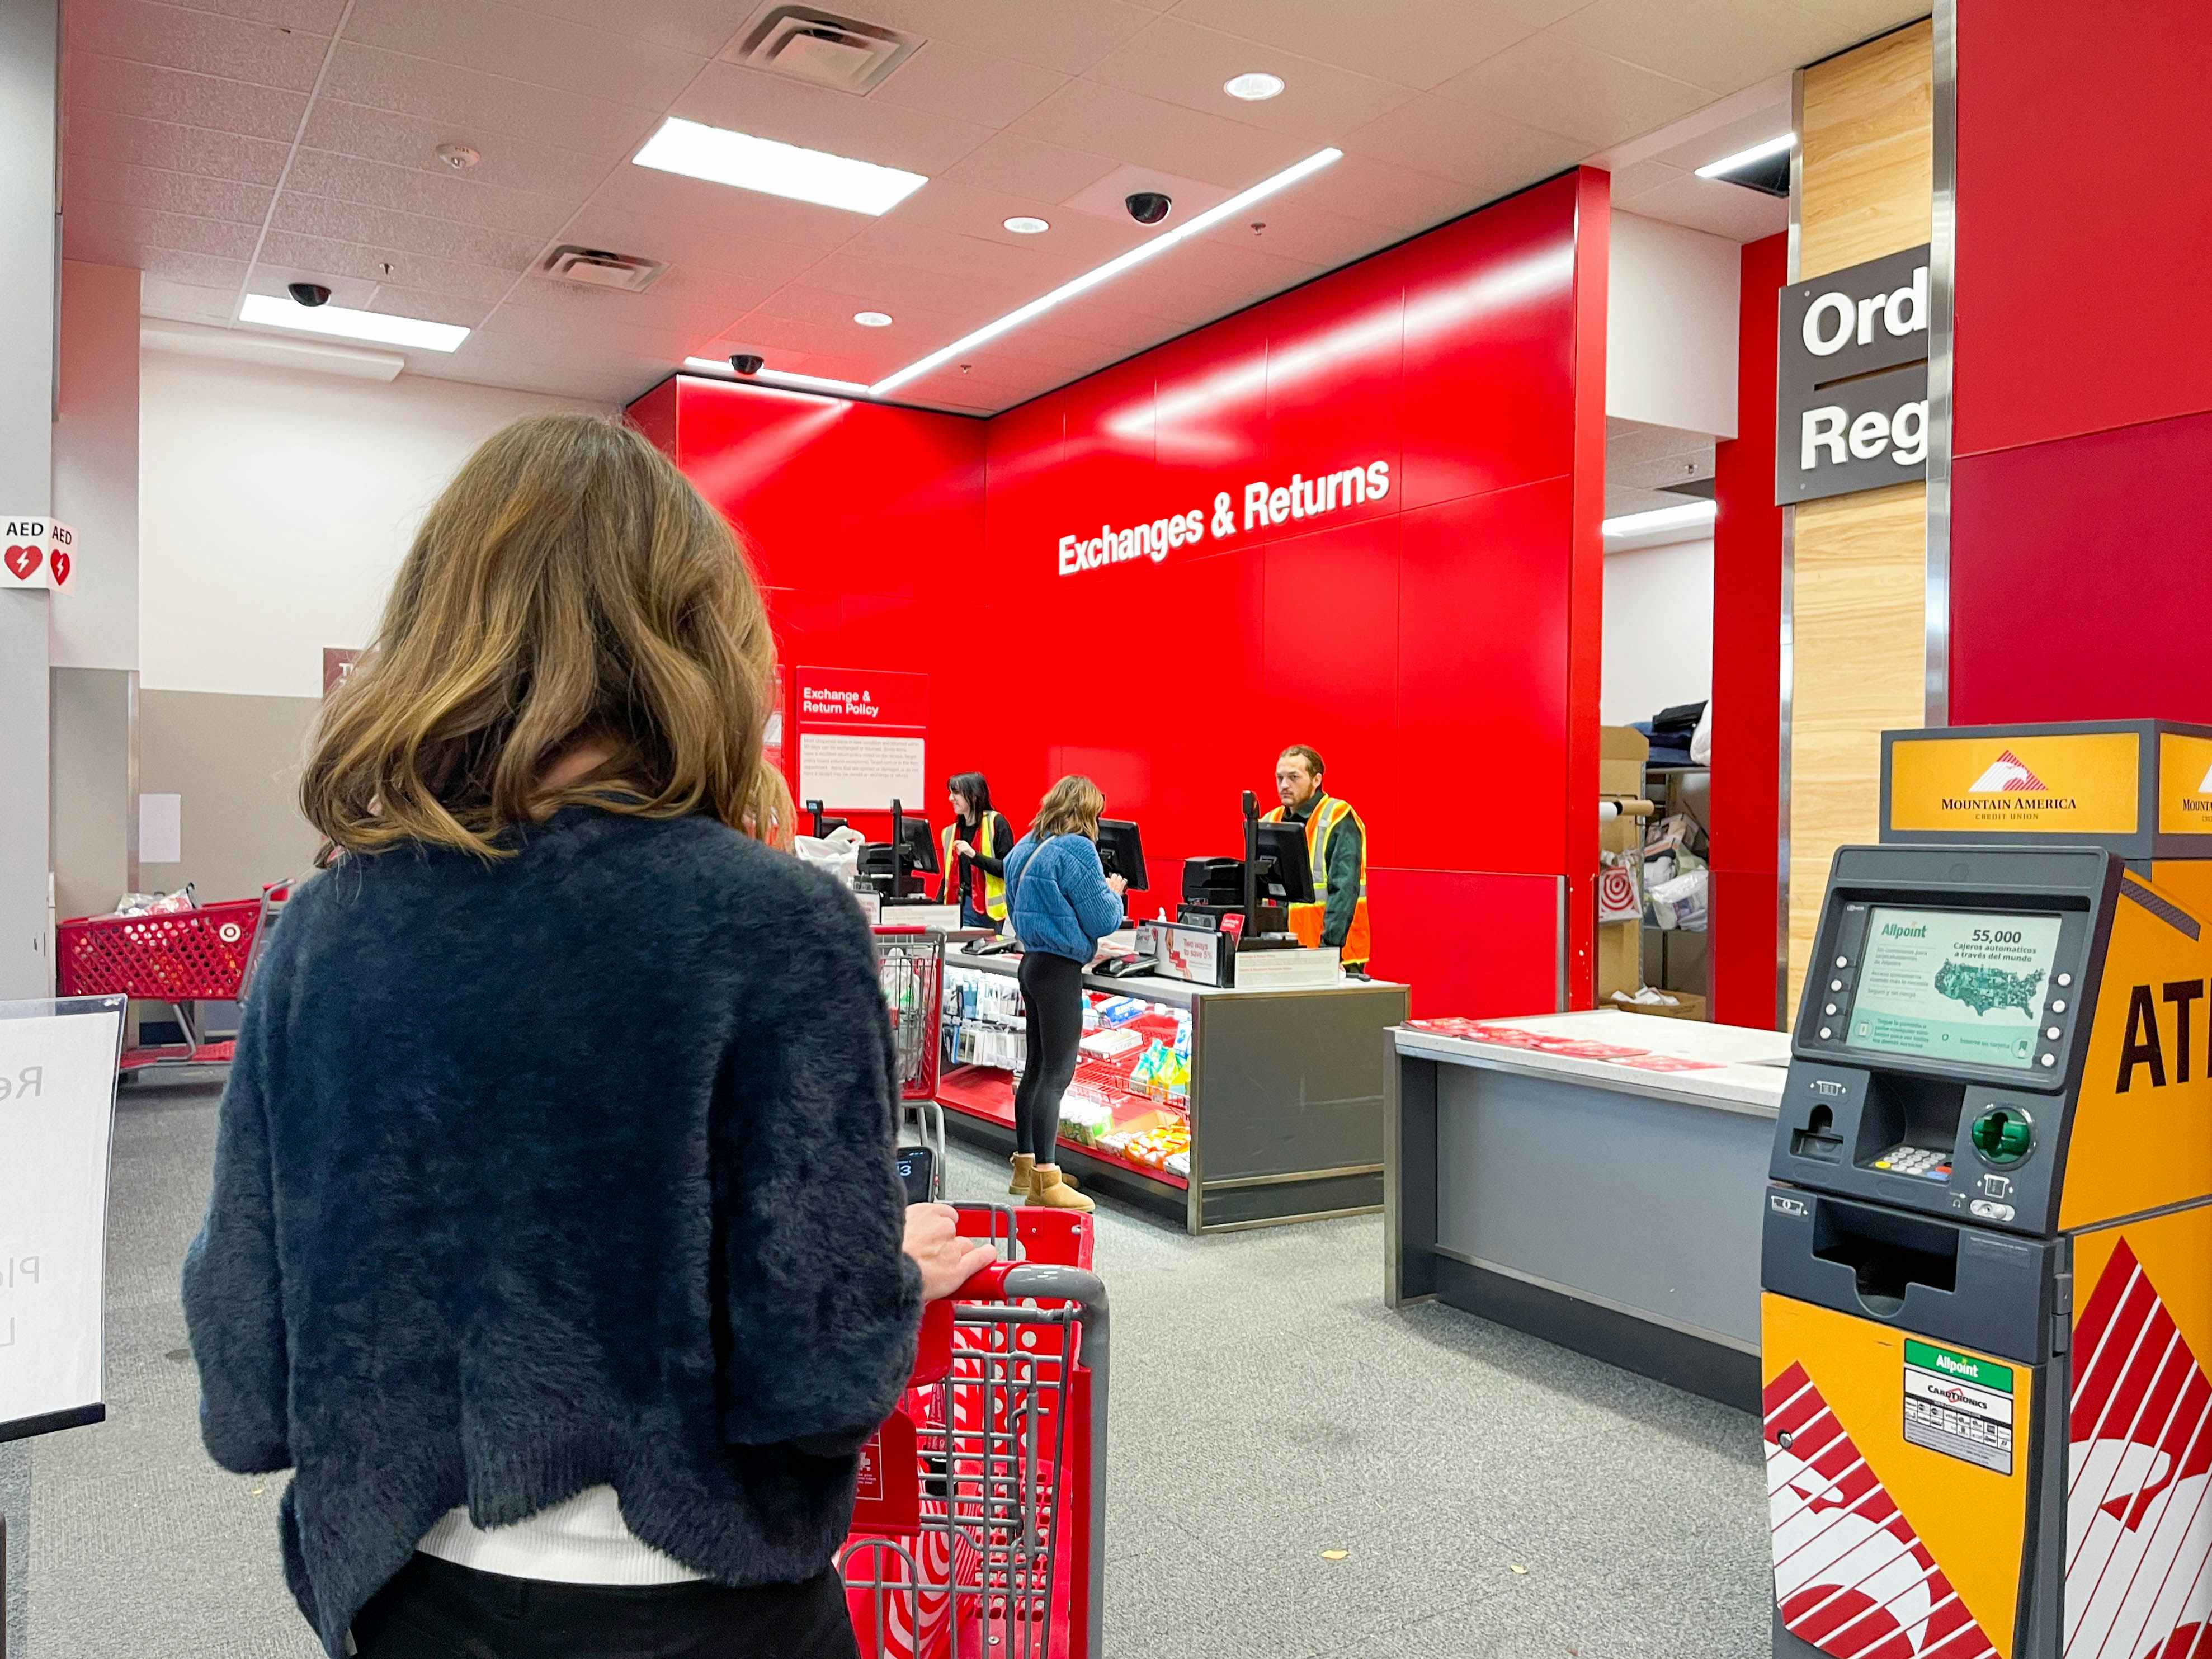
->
<box><xmin>24</xmin><ymin>1076</ymin><xmax>1771</xmax><ymax>1657</ymax></box>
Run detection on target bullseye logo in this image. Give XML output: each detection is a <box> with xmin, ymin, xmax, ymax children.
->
<box><xmin>218</xmin><ymin>922</ymin><xmax>243</xmax><ymax>944</ymax></box>
<box><xmin>1598</xmin><ymin>866</ymin><xmax>1638</xmax><ymax>915</ymax></box>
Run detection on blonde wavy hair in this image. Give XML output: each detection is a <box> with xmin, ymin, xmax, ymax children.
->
<box><xmin>1032</xmin><ymin>775</ymin><xmax>1106</xmax><ymax>841</ymax></box>
<box><xmin>302</xmin><ymin>413</ymin><xmax>775</xmax><ymax>859</ymax></box>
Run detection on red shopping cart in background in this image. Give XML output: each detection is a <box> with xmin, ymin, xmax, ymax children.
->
<box><xmin>843</xmin><ymin>1205</ymin><xmax>1109</xmax><ymax>1659</ymax></box>
<box><xmin>875</xmin><ymin>925</ymin><xmax>949</xmax><ymax>1195</ymax></box>
<box><xmin>55</xmin><ymin>884</ymin><xmax>289</xmax><ymax>1073</ymax></box>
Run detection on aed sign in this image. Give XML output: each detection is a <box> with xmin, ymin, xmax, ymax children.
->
<box><xmin>1775</xmin><ymin>244</ymin><xmax>1931</xmax><ymax>506</ymax></box>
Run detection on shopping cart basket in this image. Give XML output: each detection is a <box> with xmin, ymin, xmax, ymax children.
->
<box><xmin>843</xmin><ymin>1205</ymin><xmax>1108</xmax><ymax>1659</ymax></box>
<box><xmin>55</xmin><ymin>883</ymin><xmax>290</xmax><ymax>1073</ymax></box>
<box><xmin>875</xmin><ymin>926</ymin><xmax>948</xmax><ymax>1194</ymax></box>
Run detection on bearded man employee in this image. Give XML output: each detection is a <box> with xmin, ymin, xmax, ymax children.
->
<box><xmin>1261</xmin><ymin>744</ymin><xmax>1372</xmax><ymax>974</ymax></box>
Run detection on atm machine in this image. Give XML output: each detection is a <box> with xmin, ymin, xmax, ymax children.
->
<box><xmin>1765</xmin><ymin>720</ymin><xmax>2212</xmax><ymax>1659</ymax></box>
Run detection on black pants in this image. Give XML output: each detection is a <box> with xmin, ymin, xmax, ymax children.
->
<box><xmin>1013</xmin><ymin>950</ymin><xmax>1083</xmax><ymax>1158</ymax></box>
<box><xmin>352</xmin><ymin>1553</ymin><xmax>859</xmax><ymax>1659</ymax></box>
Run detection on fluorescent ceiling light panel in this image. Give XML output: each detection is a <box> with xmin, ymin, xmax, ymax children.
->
<box><xmin>870</xmin><ymin>148</ymin><xmax>1342</xmax><ymax>398</ymax></box>
<box><xmin>683</xmin><ymin>357</ymin><xmax>871</xmax><ymax>396</ymax></box>
<box><xmin>634</xmin><ymin>116</ymin><xmax>927</xmax><ymax>214</ymax></box>
<box><xmin>1601</xmin><ymin>500</ymin><xmax>1716</xmax><ymax>538</ymax></box>
<box><xmin>1695</xmin><ymin>133</ymin><xmax>1794</xmax><ymax>179</ymax></box>
<box><xmin>238</xmin><ymin>293</ymin><xmax>468</xmax><ymax>351</ymax></box>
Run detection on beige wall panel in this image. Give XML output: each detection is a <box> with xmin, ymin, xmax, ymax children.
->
<box><xmin>1785</xmin><ymin>22</ymin><xmax>1933</xmax><ymax>1009</ymax></box>
<box><xmin>139</xmin><ymin>689</ymin><xmax>322</xmax><ymax>904</ymax></box>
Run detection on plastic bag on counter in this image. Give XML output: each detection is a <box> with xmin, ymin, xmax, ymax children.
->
<box><xmin>1647</xmin><ymin>867</ymin><xmax>1708</xmax><ymax>931</ymax></box>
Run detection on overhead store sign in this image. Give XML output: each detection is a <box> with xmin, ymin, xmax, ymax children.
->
<box><xmin>1775</xmin><ymin>244</ymin><xmax>1930</xmax><ymax>505</ymax></box>
<box><xmin>1055</xmin><ymin>459</ymin><xmax>1390</xmax><ymax>578</ymax></box>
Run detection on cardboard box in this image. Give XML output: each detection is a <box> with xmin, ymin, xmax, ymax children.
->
<box><xmin>1596</xmin><ymin>725</ymin><xmax>1653</xmax><ymax>1004</ymax></box>
<box><xmin>1601</xmin><ymin>724</ymin><xmax>1651</xmax><ymax>798</ymax></box>
<box><xmin>1611</xmin><ymin>991</ymin><xmax>1708</xmax><ymax>1022</ymax></box>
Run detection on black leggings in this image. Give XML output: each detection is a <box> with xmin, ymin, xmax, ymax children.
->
<box><xmin>1013</xmin><ymin>950</ymin><xmax>1084</xmax><ymax>1158</ymax></box>
<box><xmin>352</xmin><ymin>1553</ymin><xmax>858</xmax><ymax>1658</ymax></box>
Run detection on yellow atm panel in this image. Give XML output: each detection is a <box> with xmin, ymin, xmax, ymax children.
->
<box><xmin>1767</xmin><ymin>720</ymin><xmax>2212</xmax><ymax>1659</ymax></box>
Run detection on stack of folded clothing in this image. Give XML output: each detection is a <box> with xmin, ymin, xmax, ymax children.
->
<box><xmin>1633</xmin><ymin>700</ymin><xmax>1706</xmax><ymax>767</ymax></box>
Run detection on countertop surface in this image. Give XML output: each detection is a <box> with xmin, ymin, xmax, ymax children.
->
<box><xmin>942</xmin><ymin>931</ymin><xmax>1405</xmax><ymax>1007</ymax></box>
<box><xmin>1393</xmin><ymin>1009</ymin><xmax>1790</xmax><ymax>1117</ymax></box>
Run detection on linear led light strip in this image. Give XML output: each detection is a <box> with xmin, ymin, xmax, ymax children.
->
<box><xmin>1695</xmin><ymin>133</ymin><xmax>1794</xmax><ymax>180</ymax></box>
<box><xmin>865</xmin><ymin>148</ymin><xmax>1342</xmax><ymax>398</ymax></box>
<box><xmin>1601</xmin><ymin>500</ymin><xmax>1715</xmax><ymax>538</ymax></box>
<box><xmin>238</xmin><ymin>293</ymin><xmax>469</xmax><ymax>351</ymax></box>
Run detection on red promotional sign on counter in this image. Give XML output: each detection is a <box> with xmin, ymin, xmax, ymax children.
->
<box><xmin>795</xmin><ymin>665</ymin><xmax>928</xmax><ymax>813</ymax></box>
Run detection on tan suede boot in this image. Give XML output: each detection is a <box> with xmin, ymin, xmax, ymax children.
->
<box><xmin>1027</xmin><ymin>1163</ymin><xmax>1095</xmax><ymax>1213</ymax></box>
<box><xmin>1010</xmin><ymin>1151</ymin><xmax>1076</xmax><ymax>1194</ymax></box>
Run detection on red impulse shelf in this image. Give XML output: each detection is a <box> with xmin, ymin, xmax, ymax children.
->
<box><xmin>935</xmin><ymin>1064</ymin><xmax>1190</xmax><ymax>1191</ymax></box>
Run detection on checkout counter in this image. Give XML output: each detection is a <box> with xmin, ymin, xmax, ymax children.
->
<box><xmin>938</xmin><ymin>939</ymin><xmax>1407</xmax><ymax>1234</ymax></box>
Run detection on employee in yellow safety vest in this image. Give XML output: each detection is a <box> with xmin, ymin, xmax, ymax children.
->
<box><xmin>1261</xmin><ymin>744</ymin><xmax>1373</xmax><ymax>973</ymax></box>
<box><xmin>942</xmin><ymin>771</ymin><xmax>1014</xmax><ymax>932</ymax></box>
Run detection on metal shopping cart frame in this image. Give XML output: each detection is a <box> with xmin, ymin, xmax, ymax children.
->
<box><xmin>843</xmin><ymin>1205</ymin><xmax>1109</xmax><ymax>1659</ymax></box>
<box><xmin>875</xmin><ymin>926</ymin><xmax>986</xmax><ymax>1199</ymax></box>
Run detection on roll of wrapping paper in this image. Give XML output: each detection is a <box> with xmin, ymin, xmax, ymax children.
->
<box><xmin>1598</xmin><ymin>798</ymin><xmax>1657</xmax><ymax>821</ymax></box>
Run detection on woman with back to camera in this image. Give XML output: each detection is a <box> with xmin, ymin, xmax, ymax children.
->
<box><xmin>1001</xmin><ymin>776</ymin><xmax>1126</xmax><ymax>1212</ymax></box>
<box><xmin>940</xmin><ymin>772</ymin><xmax>1013</xmax><ymax>933</ymax></box>
<box><xmin>180</xmin><ymin>413</ymin><xmax>992</xmax><ymax>1659</ymax></box>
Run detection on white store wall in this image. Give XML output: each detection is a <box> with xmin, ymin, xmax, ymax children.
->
<box><xmin>140</xmin><ymin>350</ymin><xmax>602</xmax><ymax>697</ymax></box>
<box><xmin>1601</xmin><ymin>535</ymin><xmax>1713</xmax><ymax>729</ymax></box>
<box><xmin>1606</xmin><ymin>211</ymin><xmax>1740</xmax><ymax>439</ymax></box>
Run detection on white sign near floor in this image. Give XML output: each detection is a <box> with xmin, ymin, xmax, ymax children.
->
<box><xmin>0</xmin><ymin>999</ymin><xmax>123</xmax><ymax>1440</ymax></box>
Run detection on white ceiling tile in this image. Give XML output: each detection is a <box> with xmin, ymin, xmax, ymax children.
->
<box><xmin>742</xmin><ymin>281</ymin><xmax>966</xmax><ymax>342</ymax></box>
<box><xmin>496</xmin><ymin>0</ymin><xmax>748</xmax><ymax>58</ymax></box>
<box><xmin>1648</xmin><ymin>103</ymin><xmax>1795</xmax><ymax>176</ymax></box>
<box><xmin>258</xmin><ymin>228</ymin><xmax>522</xmax><ymax>298</ymax></box>
<box><xmin>703</xmin><ymin>310</ymin><xmax>905</xmax><ymax>376</ymax></box>
<box><xmin>1432</xmin><ymin>33</ymin><xmax>1716</xmax><ymax>147</ymax></box>
<box><xmin>282</xmin><ymin>149</ymin><xmax>578</xmax><ymax>237</ymax></box>
<box><xmin>789</xmin><ymin>249</ymin><xmax>1044</xmax><ymax>319</ymax></box>
<box><xmin>871</xmin><ymin>40</ymin><xmax>1069</xmax><ymax>131</ymax></box>
<box><xmin>1553</xmin><ymin>0</ymin><xmax>1841</xmax><ymax>92</ymax></box>
<box><xmin>1605</xmin><ymin>158</ymin><xmax>1682</xmax><ymax>204</ymax></box>
<box><xmin>844</xmin><ymin>0</ymin><xmax>1157</xmax><ymax>77</ymax></box>
<box><xmin>1495</xmin><ymin>0</ymin><xmax>1590</xmax><ymax>24</ymax></box>
<box><xmin>141</xmin><ymin>276</ymin><xmax>243</xmax><ymax>322</ymax></box>
<box><xmin>65</xmin><ymin>155</ymin><xmax>274</xmax><ymax>224</ymax></box>
<box><xmin>573</xmin><ymin>164</ymin><xmax>868</xmax><ymax>254</ymax></box>
<box><xmin>299</xmin><ymin>101</ymin><xmax>614</xmax><ymax>202</ymax></box>
<box><xmin>1197</xmin><ymin>208</ymin><xmax>1401</xmax><ymax>274</ymax></box>
<box><xmin>501</xmin><ymin>263</ymin><xmax>780</xmax><ymax>337</ymax></box>
<box><xmin>1163</xmin><ymin>0</ymin><xmax>1534</xmax><ymax>91</ymax></box>
<box><xmin>319</xmin><ymin>43</ymin><xmax>663</xmax><ymax>156</ymax></box>
<box><xmin>878</xmin><ymin>177</ymin><xmax>1148</xmax><ymax>267</ymax></box>
<box><xmin>1614</xmin><ymin>169</ymin><xmax>1786</xmax><ymax>243</ymax></box>
<box><xmin>66</xmin><ymin>0</ymin><xmax>333</xmax><ymax>92</ymax></box>
<box><xmin>555</xmin><ymin>203</ymin><xmax>825</xmax><ymax>285</ymax></box>
<box><xmin>1007</xmin><ymin>80</ymin><xmax>1315</xmax><ymax>191</ymax></box>
<box><xmin>66</xmin><ymin>50</ymin><xmax>310</xmax><ymax>143</ymax></box>
<box><xmin>670</xmin><ymin>62</ymin><xmax>997</xmax><ymax>177</ymax></box>
<box><xmin>343</xmin><ymin>0</ymin><xmax>706</xmax><ymax>111</ymax></box>
<box><xmin>63</xmin><ymin>197</ymin><xmax>260</xmax><ymax>259</ymax></box>
<box><xmin>134</xmin><ymin>249</ymin><xmax>252</xmax><ymax>289</ymax></box>
<box><xmin>142</xmin><ymin>0</ymin><xmax>348</xmax><ymax>26</ymax></box>
<box><xmin>1291</xmin><ymin>150</ymin><xmax>1480</xmax><ymax>233</ymax></box>
<box><xmin>63</xmin><ymin>107</ymin><xmax>292</xmax><ymax>186</ymax></box>
<box><xmin>1785</xmin><ymin>0</ymin><xmax>1934</xmax><ymax>50</ymax></box>
<box><xmin>944</xmin><ymin>131</ymin><xmax>1121</xmax><ymax>202</ymax></box>
<box><xmin>466</xmin><ymin>304</ymin><xmax>698</xmax><ymax>362</ymax></box>
<box><xmin>1085</xmin><ymin>17</ymin><xmax>1418</xmax><ymax>143</ymax></box>
<box><xmin>1103</xmin><ymin>238</ymin><xmax>1320</xmax><ymax>318</ymax></box>
<box><xmin>364</xmin><ymin>286</ymin><xmax>496</xmax><ymax>329</ymax></box>
<box><xmin>1342</xmin><ymin>95</ymin><xmax>1584</xmax><ymax>193</ymax></box>
<box><xmin>269</xmin><ymin>194</ymin><xmax>545</xmax><ymax>271</ymax></box>
<box><xmin>838</xmin><ymin>216</ymin><xmax>1110</xmax><ymax>294</ymax></box>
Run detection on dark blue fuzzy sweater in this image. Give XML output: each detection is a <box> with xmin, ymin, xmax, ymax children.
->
<box><xmin>181</xmin><ymin>809</ymin><xmax>922</xmax><ymax>1656</ymax></box>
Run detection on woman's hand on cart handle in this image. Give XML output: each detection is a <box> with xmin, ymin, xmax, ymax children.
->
<box><xmin>903</xmin><ymin>1203</ymin><xmax>996</xmax><ymax>1302</ymax></box>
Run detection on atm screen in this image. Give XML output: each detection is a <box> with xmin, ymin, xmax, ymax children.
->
<box><xmin>1843</xmin><ymin>907</ymin><xmax>2063</xmax><ymax>1071</ymax></box>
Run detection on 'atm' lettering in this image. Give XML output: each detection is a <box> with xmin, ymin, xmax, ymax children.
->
<box><xmin>2117</xmin><ymin>979</ymin><xmax>2212</xmax><ymax>1093</ymax></box>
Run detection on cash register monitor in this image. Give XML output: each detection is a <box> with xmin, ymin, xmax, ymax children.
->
<box><xmin>1840</xmin><ymin>906</ymin><xmax>2063</xmax><ymax>1073</ymax></box>
<box><xmin>1095</xmin><ymin>818</ymin><xmax>1148</xmax><ymax>890</ymax></box>
<box><xmin>1253</xmin><ymin>821</ymin><xmax>1315</xmax><ymax>906</ymax></box>
<box><xmin>859</xmin><ymin>809</ymin><xmax>940</xmax><ymax>897</ymax></box>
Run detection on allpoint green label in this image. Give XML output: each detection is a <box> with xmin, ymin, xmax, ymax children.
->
<box><xmin>1906</xmin><ymin>1338</ymin><xmax>2013</xmax><ymax>1394</ymax></box>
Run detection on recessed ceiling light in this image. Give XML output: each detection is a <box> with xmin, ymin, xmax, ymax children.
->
<box><xmin>853</xmin><ymin>311</ymin><xmax>893</xmax><ymax>327</ymax></box>
<box><xmin>1600</xmin><ymin>501</ymin><xmax>1716</xmax><ymax>538</ymax></box>
<box><xmin>1695</xmin><ymin>133</ymin><xmax>1795</xmax><ymax>180</ymax></box>
<box><xmin>1224</xmin><ymin>72</ymin><xmax>1285</xmax><ymax>102</ymax></box>
<box><xmin>633</xmin><ymin>116</ymin><xmax>927</xmax><ymax>215</ymax></box>
<box><xmin>1002</xmin><ymin>216</ymin><xmax>1050</xmax><ymax>235</ymax></box>
<box><xmin>238</xmin><ymin>293</ymin><xmax>468</xmax><ymax>351</ymax></box>
<box><xmin>682</xmin><ymin>356</ymin><xmax>871</xmax><ymax>397</ymax></box>
<box><xmin>870</xmin><ymin>148</ymin><xmax>1341</xmax><ymax>398</ymax></box>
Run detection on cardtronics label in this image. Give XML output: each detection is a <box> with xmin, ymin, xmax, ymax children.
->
<box><xmin>1903</xmin><ymin>1339</ymin><xmax>2014</xmax><ymax>1474</ymax></box>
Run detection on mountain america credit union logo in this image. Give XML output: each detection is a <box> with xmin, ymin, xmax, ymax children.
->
<box><xmin>1941</xmin><ymin>748</ymin><xmax>2079</xmax><ymax>815</ymax></box>
<box><xmin>1055</xmin><ymin>459</ymin><xmax>1390</xmax><ymax>577</ymax></box>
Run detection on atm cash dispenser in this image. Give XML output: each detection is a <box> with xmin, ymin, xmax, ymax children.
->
<box><xmin>1765</xmin><ymin>721</ymin><xmax>2212</xmax><ymax>1659</ymax></box>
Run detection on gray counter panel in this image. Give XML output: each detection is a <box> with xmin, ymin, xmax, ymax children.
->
<box><xmin>1196</xmin><ymin>984</ymin><xmax>1407</xmax><ymax>1181</ymax></box>
<box><xmin>1431</xmin><ymin>1063</ymin><xmax>1771</xmax><ymax>1351</ymax></box>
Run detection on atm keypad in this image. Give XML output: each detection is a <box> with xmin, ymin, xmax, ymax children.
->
<box><xmin>1871</xmin><ymin>1144</ymin><xmax>1954</xmax><ymax>1183</ymax></box>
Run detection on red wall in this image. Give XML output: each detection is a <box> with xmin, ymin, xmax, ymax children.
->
<box><xmin>1708</xmin><ymin>233</ymin><xmax>1787</xmax><ymax>1030</ymax></box>
<box><xmin>1949</xmin><ymin>0</ymin><xmax>2212</xmax><ymax>724</ymax></box>
<box><xmin>641</xmin><ymin>170</ymin><xmax>1610</xmax><ymax>1017</ymax></box>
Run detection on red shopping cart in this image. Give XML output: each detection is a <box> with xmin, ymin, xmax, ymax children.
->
<box><xmin>875</xmin><ymin>926</ymin><xmax>949</xmax><ymax>1194</ymax></box>
<box><xmin>843</xmin><ymin>1206</ymin><xmax>1109</xmax><ymax>1659</ymax></box>
<box><xmin>55</xmin><ymin>884</ymin><xmax>290</xmax><ymax>1073</ymax></box>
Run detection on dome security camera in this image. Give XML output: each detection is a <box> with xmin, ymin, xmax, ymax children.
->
<box><xmin>729</xmin><ymin>354</ymin><xmax>765</xmax><ymax>376</ymax></box>
<box><xmin>1125</xmin><ymin>191</ymin><xmax>1173</xmax><ymax>225</ymax></box>
<box><xmin>287</xmin><ymin>282</ymin><xmax>333</xmax><ymax>308</ymax></box>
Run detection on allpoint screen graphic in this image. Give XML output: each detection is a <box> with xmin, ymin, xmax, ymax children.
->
<box><xmin>1846</xmin><ymin>908</ymin><xmax>2062</xmax><ymax>1069</ymax></box>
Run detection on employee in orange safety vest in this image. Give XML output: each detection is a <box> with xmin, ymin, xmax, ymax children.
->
<box><xmin>1261</xmin><ymin>744</ymin><xmax>1372</xmax><ymax>973</ymax></box>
